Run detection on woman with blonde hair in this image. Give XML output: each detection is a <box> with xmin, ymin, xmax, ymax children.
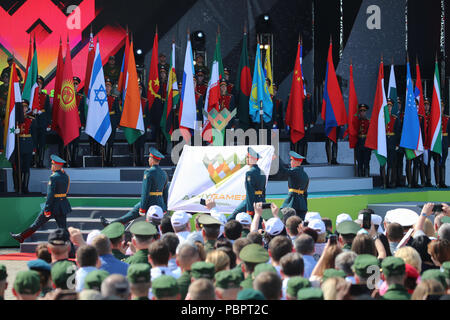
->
<box><xmin>395</xmin><ymin>246</ymin><xmax>422</xmax><ymax>273</ymax></box>
<box><xmin>411</xmin><ymin>279</ymin><xmax>445</xmax><ymax>300</ymax></box>
<box><xmin>205</xmin><ymin>250</ymin><xmax>230</xmax><ymax>273</ymax></box>
<box><xmin>309</xmin><ymin>240</ymin><xmax>343</xmax><ymax>284</ymax></box>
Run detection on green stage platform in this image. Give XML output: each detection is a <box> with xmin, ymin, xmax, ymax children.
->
<box><xmin>1</xmin><ymin>188</ymin><xmax>450</xmax><ymax>247</ymax></box>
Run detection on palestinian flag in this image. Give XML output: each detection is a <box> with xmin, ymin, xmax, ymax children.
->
<box><xmin>429</xmin><ymin>61</ymin><xmax>442</xmax><ymax>155</ymax></box>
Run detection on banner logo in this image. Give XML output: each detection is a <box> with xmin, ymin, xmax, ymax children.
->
<box><xmin>203</xmin><ymin>153</ymin><xmax>245</xmax><ymax>185</ymax></box>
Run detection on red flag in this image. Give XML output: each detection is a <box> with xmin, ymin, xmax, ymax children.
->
<box><xmin>415</xmin><ymin>59</ymin><xmax>425</xmax><ymax>117</ymax></box>
<box><xmin>347</xmin><ymin>63</ymin><xmax>358</xmax><ymax>148</ymax></box>
<box><xmin>51</xmin><ymin>38</ymin><xmax>64</xmax><ymax>135</ymax></box>
<box><xmin>117</xmin><ymin>31</ymin><xmax>130</xmax><ymax>95</ymax></box>
<box><xmin>83</xmin><ymin>30</ymin><xmax>95</xmax><ymax>96</ymax></box>
<box><xmin>147</xmin><ymin>28</ymin><xmax>160</xmax><ymax>110</ymax></box>
<box><xmin>56</xmin><ymin>38</ymin><xmax>81</xmax><ymax>146</ymax></box>
<box><xmin>285</xmin><ymin>41</ymin><xmax>305</xmax><ymax>144</ymax></box>
<box><xmin>24</xmin><ymin>35</ymin><xmax>32</xmax><ymax>81</ymax></box>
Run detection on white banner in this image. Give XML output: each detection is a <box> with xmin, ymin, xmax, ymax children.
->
<box><xmin>168</xmin><ymin>145</ymin><xmax>274</xmax><ymax>213</ymax></box>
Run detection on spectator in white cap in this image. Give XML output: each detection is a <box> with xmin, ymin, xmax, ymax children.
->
<box><xmin>171</xmin><ymin>211</ymin><xmax>192</xmax><ymax>243</ymax></box>
<box><xmin>251</xmin><ymin>202</ymin><xmax>286</xmax><ymax>249</ymax></box>
<box><xmin>147</xmin><ymin>205</ymin><xmax>164</xmax><ymax>226</ymax></box>
<box><xmin>384</xmin><ymin>208</ymin><xmax>419</xmax><ymax>232</ymax></box>
<box><xmin>235</xmin><ymin>212</ymin><xmax>252</xmax><ymax>238</ymax></box>
<box><xmin>86</xmin><ymin>230</ymin><xmax>101</xmax><ymax>246</ymax></box>
<box><xmin>308</xmin><ymin>219</ymin><xmax>327</xmax><ymax>258</ymax></box>
<box><xmin>305</xmin><ymin>212</ymin><xmax>321</xmax><ymax>224</ymax></box>
<box><xmin>211</xmin><ymin>209</ymin><xmax>227</xmax><ymax>239</ymax></box>
<box><xmin>336</xmin><ymin>213</ymin><xmax>352</xmax><ymax>228</ymax></box>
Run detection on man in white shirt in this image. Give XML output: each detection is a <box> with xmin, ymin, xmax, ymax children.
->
<box><xmin>170</xmin><ymin>210</ymin><xmax>192</xmax><ymax>244</ymax></box>
<box><xmin>75</xmin><ymin>245</ymin><xmax>100</xmax><ymax>292</ymax></box>
<box><xmin>294</xmin><ymin>234</ymin><xmax>317</xmax><ymax>279</ymax></box>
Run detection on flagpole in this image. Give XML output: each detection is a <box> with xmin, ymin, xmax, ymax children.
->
<box><xmin>15</xmin><ymin>121</ymin><xmax>22</xmax><ymax>194</ymax></box>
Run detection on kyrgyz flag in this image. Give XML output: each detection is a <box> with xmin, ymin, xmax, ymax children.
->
<box><xmin>56</xmin><ymin>39</ymin><xmax>81</xmax><ymax>146</ymax></box>
<box><xmin>285</xmin><ymin>40</ymin><xmax>305</xmax><ymax>144</ymax></box>
<box><xmin>51</xmin><ymin>38</ymin><xmax>64</xmax><ymax>135</ymax></box>
<box><xmin>347</xmin><ymin>62</ymin><xmax>359</xmax><ymax>149</ymax></box>
<box><xmin>147</xmin><ymin>28</ymin><xmax>160</xmax><ymax>110</ymax></box>
<box><xmin>321</xmin><ymin>41</ymin><xmax>347</xmax><ymax>142</ymax></box>
<box><xmin>400</xmin><ymin>61</ymin><xmax>424</xmax><ymax>160</ymax></box>
<box><xmin>3</xmin><ymin>62</ymin><xmax>22</xmax><ymax>160</ymax></box>
<box><xmin>365</xmin><ymin>60</ymin><xmax>389</xmax><ymax>166</ymax></box>
<box><xmin>160</xmin><ymin>42</ymin><xmax>179</xmax><ymax>142</ymax></box>
<box><xmin>387</xmin><ymin>64</ymin><xmax>399</xmax><ymax>116</ymax></box>
<box><xmin>22</xmin><ymin>38</ymin><xmax>38</xmax><ymax>112</ymax></box>
<box><xmin>119</xmin><ymin>40</ymin><xmax>145</xmax><ymax>144</ymax></box>
<box><xmin>235</xmin><ymin>30</ymin><xmax>252</xmax><ymax>129</ymax></box>
<box><xmin>429</xmin><ymin>60</ymin><xmax>442</xmax><ymax>155</ymax></box>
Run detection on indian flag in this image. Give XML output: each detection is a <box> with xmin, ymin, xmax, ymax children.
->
<box><xmin>3</xmin><ymin>62</ymin><xmax>21</xmax><ymax>160</ymax></box>
<box><xmin>430</xmin><ymin>61</ymin><xmax>442</xmax><ymax>155</ymax></box>
<box><xmin>119</xmin><ymin>40</ymin><xmax>144</xmax><ymax>144</ymax></box>
<box><xmin>365</xmin><ymin>60</ymin><xmax>389</xmax><ymax>166</ymax></box>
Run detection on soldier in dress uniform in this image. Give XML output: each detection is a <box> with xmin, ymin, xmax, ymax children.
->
<box><xmin>0</xmin><ymin>72</ymin><xmax>10</xmax><ymax>152</ymax></box>
<box><xmin>410</xmin><ymin>99</ymin><xmax>426</xmax><ymax>188</ymax></box>
<box><xmin>383</xmin><ymin>99</ymin><xmax>399</xmax><ymax>188</ymax></box>
<box><xmin>438</xmin><ymin>101</ymin><xmax>450</xmax><ymax>188</ymax></box>
<box><xmin>104</xmin><ymin>78</ymin><xmax>120</xmax><ymax>166</ymax></box>
<box><xmin>103</xmin><ymin>56</ymin><xmax>120</xmax><ymax>85</ymax></box>
<box><xmin>193</xmin><ymin>76</ymin><xmax>205</xmax><ymax>125</ymax></box>
<box><xmin>277</xmin><ymin>151</ymin><xmax>309</xmax><ymax>220</ymax></box>
<box><xmin>423</xmin><ymin>98</ymin><xmax>433</xmax><ymax>187</ymax></box>
<box><xmin>195</xmin><ymin>69</ymin><xmax>208</xmax><ymax>97</ymax></box>
<box><xmin>395</xmin><ymin>97</ymin><xmax>407</xmax><ymax>187</ymax></box>
<box><xmin>158</xmin><ymin>53</ymin><xmax>170</xmax><ymax>74</ymax></box>
<box><xmin>33</xmin><ymin>75</ymin><xmax>51</xmax><ymax>168</ymax></box>
<box><xmin>219</xmin><ymin>78</ymin><xmax>235</xmax><ymax>112</ymax></box>
<box><xmin>223</xmin><ymin>67</ymin><xmax>234</xmax><ymax>95</ymax></box>
<box><xmin>194</xmin><ymin>54</ymin><xmax>209</xmax><ymax>78</ymax></box>
<box><xmin>354</xmin><ymin>104</ymin><xmax>371</xmax><ymax>177</ymax></box>
<box><xmin>100</xmin><ymin>147</ymin><xmax>169</xmax><ymax>226</ymax></box>
<box><xmin>227</xmin><ymin>147</ymin><xmax>266</xmax><ymax>222</ymax></box>
<box><xmin>17</xmin><ymin>100</ymin><xmax>36</xmax><ymax>193</ymax></box>
<box><xmin>10</xmin><ymin>154</ymin><xmax>71</xmax><ymax>243</ymax></box>
<box><xmin>271</xmin><ymin>84</ymin><xmax>284</xmax><ymax>130</ymax></box>
<box><xmin>1</xmin><ymin>56</ymin><xmax>23</xmax><ymax>83</ymax></box>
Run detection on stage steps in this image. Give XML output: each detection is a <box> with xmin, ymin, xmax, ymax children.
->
<box><xmin>20</xmin><ymin>206</ymin><xmax>133</xmax><ymax>253</ymax></box>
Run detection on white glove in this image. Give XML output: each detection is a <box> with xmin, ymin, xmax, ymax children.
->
<box><xmin>32</xmin><ymin>109</ymin><xmax>38</xmax><ymax>115</ymax></box>
<box><xmin>15</xmin><ymin>128</ymin><xmax>20</xmax><ymax>134</ymax></box>
<box><xmin>38</xmin><ymin>110</ymin><xmax>42</xmax><ymax>115</ymax></box>
<box><xmin>146</xmin><ymin>128</ymin><xmax>151</xmax><ymax>132</ymax></box>
<box><xmin>46</xmin><ymin>127</ymin><xmax>51</xmax><ymax>132</ymax></box>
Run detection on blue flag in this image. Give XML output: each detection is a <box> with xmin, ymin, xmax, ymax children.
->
<box><xmin>399</xmin><ymin>62</ymin><xmax>423</xmax><ymax>159</ymax></box>
<box><xmin>249</xmin><ymin>45</ymin><xmax>273</xmax><ymax>123</ymax></box>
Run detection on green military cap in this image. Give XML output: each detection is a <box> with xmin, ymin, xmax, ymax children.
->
<box><xmin>198</xmin><ymin>214</ymin><xmax>223</xmax><ymax>227</ymax></box>
<box><xmin>51</xmin><ymin>260</ymin><xmax>77</xmax><ymax>289</ymax></box>
<box><xmin>13</xmin><ymin>270</ymin><xmax>40</xmax><ymax>295</ymax></box>
<box><xmin>0</xmin><ymin>264</ymin><xmax>7</xmax><ymax>281</ymax></box>
<box><xmin>297</xmin><ymin>287</ymin><xmax>324</xmax><ymax>300</ymax></box>
<box><xmin>101</xmin><ymin>222</ymin><xmax>125</xmax><ymax>239</ymax></box>
<box><xmin>353</xmin><ymin>254</ymin><xmax>379</xmax><ymax>278</ymax></box>
<box><xmin>237</xmin><ymin>288</ymin><xmax>265</xmax><ymax>300</ymax></box>
<box><xmin>129</xmin><ymin>220</ymin><xmax>158</xmax><ymax>236</ymax></box>
<box><xmin>336</xmin><ymin>220</ymin><xmax>361</xmax><ymax>235</ymax></box>
<box><xmin>441</xmin><ymin>216</ymin><xmax>450</xmax><ymax>224</ymax></box>
<box><xmin>50</xmin><ymin>154</ymin><xmax>66</xmax><ymax>165</ymax></box>
<box><xmin>421</xmin><ymin>269</ymin><xmax>447</xmax><ymax>289</ymax></box>
<box><xmin>152</xmin><ymin>275</ymin><xmax>179</xmax><ymax>299</ymax></box>
<box><xmin>191</xmin><ymin>261</ymin><xmax>216</xmax><ymax>280</ymax></box>
<box><xmin>441</xmin><ymin>261</ymin><xmax>450</xmax><ymax>280</ymax></box>
<box><xmin>381</xmin><ymin>256</ymin><xmax>405</xmax><ymax>277</ymax></box>
<box><xmin>322</xmin><ymin>268</ymin><xmax>346</xmax><ymax>282</ymax></box>
<box><xmin>239</xmin><ymin>244</ymin><xmax>269</xmax><ymax>264</ymax></box>
<box><xmin>214</xmin><ymin>270</ymin><xmax>241</xmax><ymax>289</ymax></box>
<box><xmin>127</xmin><ymin>263</ymin><xmax>151</xmax><ymax>284</ymax></box>
<box><xmin>149</xmin><ymin>147</ymin><xmax>165</xmax><ymax>160</ymax></box>
<box><xmin>286</xmin><ymin>276</ymin><xmax>311</xmax><ymax>298</ymax></box>
<box><xmin>289</xmin><ymin>151</ymin><xmax>305</xmax><ymax>161</ymax></box>
<box><xmin>84</xmin><ymin>270</ymin><xmax>110</xmax><ymax>291</ymax></box>
<box><xmin>247</xmin><ymin>147</ymin><xmax>261</xmax><ymax>159</ymax></box>
<box><xmin>253</xmin><ymin>263</ymin><xmax>277</xmax><ymax>278</ymax></box>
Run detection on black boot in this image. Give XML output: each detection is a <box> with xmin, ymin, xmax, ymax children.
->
<box><xmin>22</xmin><ymin>172</ymin><xmax>30</xmax><ymax>194</ymax></box>
<box><xmin>325</xmin><ymin>141</ymin><xmax>332</xmax><ymax>165</ymax></box>
<box><xmin>364</xmin><ymin>165</ymin><xmax>370</xmax><ymax>177</ymax></box>
<box><xmin>331</xmin><ymin>142</ymin><xmax>338</xmax><ymax>165</ymax></box>
<box><xmin>425</xmin><ymin>164</ymin><xmax>433</xmax><ymax>187</ymax></box>
<box><xmin>412</xmin><ymin>163</ymin><xmax>420</xmax><ymax>188</ymax></box>
<box><xmin>388</xmin><ymin>167</ymin><xmax>396</xmax><ymax>188</ymax></box>
<box><xmin>10</xmin><ymin>227</ymin><xmax>36</xmax><ymax>244</ymax></box>
<box><xmin>419</xmin><ymin>161</ymin><xmax>426</xmax><ymax>188</ymax></box>
<box><xmin>434</xmin><ymin>162</ymin><xmax>440</xmax><ymax>188</ymax></box>
<box><xmin>380</xmin><ymin>166</ymin><xmax>387</xmax><ymax>189</ymax></box>
<box><xmin>100</xmin><ymin>216</ymin><xmax>110</xmax><ymax>227</ymax></box>
<box><xmin>440</xmin><ymin>167</ymin><xmax>448</xmax><ymax>188</ymax></box>
<box><xmin>357</xmin><ymin>164</ymin><xmax>363</xmax><ymax>177</ymax></box>
<box><xmin>406</xmin><ymin>160</ymin><xmax>413</xmax><ymax>188</ymax></box>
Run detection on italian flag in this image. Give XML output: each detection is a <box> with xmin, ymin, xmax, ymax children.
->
<box><xmin>430</xmin><ymin>61</ymin><xmax>442</xmax><ymax>155</ymax></box>
<box><xmin>365</xmin><ymin>60</ymin><xmax>389</xmax><ymax>166</ymax></box>
<box><xmin>119</xmin><ymin>40</ymin><xmax>144</xmax><ymax>144</ymax></box>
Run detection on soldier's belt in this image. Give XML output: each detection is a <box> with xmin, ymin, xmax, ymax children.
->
<box><xmin>386</xmin><ymin>133</ymin><xmax>395</xmax><ymax>136</ymax></box>
<box><xmin>109</xmin><ymin>111</ymin><xmax>116</xmax><ymax>115</ymax></box>
<box><xmin>54</xmin><ymin>193</ymin><xmax>67</xmax><ymax>198</ymax></box>
<box><xmin>247</xmin><ymin>211</ymin><xmax>254</xmax><ymax>216</ymax></box>
<box><xmin>149</xmin><ymin>192</ymin><xmax>163</xmax><ymax>196</ymax></box>
<box><xmin>288</xmin><ymin>188</ymin><xmax>305</xmax><ymax>195</ymax></box>
<box><xmin>19</xmin><ymin>134</ymin><xmax>31</xmax><ymax>138</ymax></box>
<box><xmin>254</xmin><ymin>190</ymin><xmax>263</xmax><ymax>195</ymax></box>
<box><xmin>443</xmin><ymin>133</ymin><xmax>448</xmax><ymax>136</ymax></box>
<box><xmin>40</xmin><ymin>110</ymin><xmax>46</xmax><ymax>113</ymax></box>
<box><xmin>358</xmin><ymin>135</ymin><xmax>367</xmax><ymax>138</ymax></box>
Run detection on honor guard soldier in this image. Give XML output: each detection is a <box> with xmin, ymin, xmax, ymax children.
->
<box><xmin>154</xmin><ymin>66</ymin><xmax>168</xmax><ymax>153</ymax></box>
<box><xmin>223</xmin><ymin>68</ymin><xmax>234</xmax><ymax>95</ymax></box>
<box><xmin>272</xmin><ymin>84</ymin><xmax>284</xmax><ymax>130</ymax></box>
<box><xmin>195</xmin><ymin>68</ymin><xmax>208</xmax><ymax>97</ymax></box>
<box><xmin>33</xmin><ymin>75</ymin><xmax>51</xmax><ymax>168</ymax></box>
<box><xmin>381</xmin><ymin>99</ymin><xmax>399</xmax><ymax>188</ymax></box>
<box><xmin>277</xmin><ymin>151</ymin><xmax>309</xmax><ymax>220</ymax></box>
<box><xmin>194</xmin><ymin>54</ymin><xmax>209</xmax><ymax>78</ymax></box>
<box><xmin>17</xmin><ymin>100</ymin><xmax>36</xmax><ymax>193</ymax></box>
<box><xmin>438</xmin><ymin>101</ymin><xmax>450</xmax><ymax>188</ymax></box>
<box><xmin>100</xmin><ymin>147</ymin><xmax>169</xmax><ymax>226</ymax></box>
<box><xmin>103</xmin><ymin>55</ymin><xmax>120</xmax><ymax>85</ymax></box>
<box><xmin>219</xmin><ymin>78</ymin><xmax>235</xmax><ymax>112</ymax></box>
<box><xmin>227</xmin><ymin>147</ymin><xmax>266</xmax><ymax>222</ymax></box>
<box><xmin>193</xmin><ymin>75</ymin><xmax>205</xmax><ymax>124</ymax></box>
<box><xmin>124</xmin><ymin>221</ymin><xmax>159</xmax><ymax>265</ymax></box>
<box><xmin>0</xmin><ymin>72</ymin><xmax>9</xmax><ymax>151</ymax></box>
<box><xmin>395</xmin><ymin>97</ymin><xmax>407</xmax><ymax>187</ymax></box>
<box><xmin>1</xmin><ymin>56</ymin><xmax>23</xmax><ymax>83</ymax></box>
<box><xmin>10</xmin><ymin>155</ymin><xmax>71</xmax><ymax>243</ymax></box>
<box><xmin>158</xmin><ymin>53</ymin><xmax>170</xmax><ymax>74</ymax></box>
<box><xmin>409</xmin><ymin>99</ymin><xmax>426</xmax><ymax>188</ymax></box>
<box><xmin>325</xmin><ymin>126</ymin><xmax>342</xmax><ymax>165</ymax></box>
<box><xmin>355</xmin><ymin>104</ymin><xmax>371</xmax><ymax>177</ymax></box>
<box><xmin>423</xmin><ymin>98</ymin><xmax>434</xmax><ymax>187</ymax></box>
<box><xmin>105</xmin><ymin>78</ymin><xmax>120</xmax><ymax>166</ymax></box>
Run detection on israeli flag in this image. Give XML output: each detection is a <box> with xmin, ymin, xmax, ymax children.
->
<box><xmin>85</xmin><ymin>40</ymin><xmax>111</xmax><ymax>145</ymax></box>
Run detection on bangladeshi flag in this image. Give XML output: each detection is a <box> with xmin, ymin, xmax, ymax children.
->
<box><xmin>147</xmin><ymin>28</ymin><xmax>160</xmax><ymax>110</ymax></box>
<box><xmin>285</xmin><ymin>40</ymin><xmax>305</xmax><ymax>144</ymax></box>
<box><xmin>429</xmin><ymin>60</ymin><xmax>442</xmax><ymax>155</ymax></box>
<box><xmin>56</xmin><ymin>39</ymin><xmax>81</xmax><ymax>146</ymax></box>
<box><xmin>235</xmin><ymin>31</ymin><xmax>252</xmax><ymax>130</ymax></box>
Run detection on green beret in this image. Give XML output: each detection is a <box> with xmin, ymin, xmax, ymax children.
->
<box><xmin>51</xmin><ymin>261</ymin><xmax>77</xmax><ymax>289</ymax></box>
<box><xmin>0</xmin><ymin>264</ymin><xmax>7</xmax><ymax>281</ymax></box>
<box><xmin>101</xmin><ymin>222</ymin><xmax>125</xmax><ymax>239</ymax></box>
<box><xmin>198</xmin><ymin>214</ymin><xmax>222</xmax><ymax>227</ymax></box>
<box><xmin>239</xmin><ymin>277</ymin><xmax>254</xmax><ymax>289</ymax></box>
<box><xmin>13</xmin><ymin>270</ymin><xmax>40</xmax><ymax>295</ymax></box>
<box><xmin>441</xmin><ymin>261</ymin><xmax>450</xmax><ymax>280</ymax></box>
<box><xmin>214</xmin><ymin>270</ymin><xmax>241</xmax><ymax>289</ymax></box>
<box><xmin>353</xmin><ymin>254</ymin><xmax>379</xmax><ymax>278</ymax></box>
<box><xmin>336</xmin><ymin>220</ymin><xmax>361</xmax><ymax>235</ymax></box>
<box><xmin>237</xmin><ymin>288</ymin><xmax>265</xmax><ymax>300</ymax></box>
<box><xmin>127</xmin><ymin>263</ymin><xmax>150</xmax><ymax>284</ymax></box>
<box><xmin>84</xmin><ymin>270</ymin><xmax>110</xmax><ymax>290</ymax></box>
<box><xmin>421</xmin><ymin>269</ymin><xmax>447</xmax><ymax>289</ymax></box>
<box><xmin>129</xmin><ymin>221</ymin><xmax>158</xmax><ymax>236</ymax></box>
<box><xmin>253</xmin><ymin>263</ymin><xmax>277</xmax><ymax>278</ymax></box>
<box><xmin>322</xmin><ymin>268</ymin><xmax>346</xmax><ymax>283</ymax></box>
<box><xmin>152</xmin><ymin>275</ymin><xmax>179</xmax><ymax>299</ymax></box>
<box><xmin>191</xmin><ymin>261</ymin><xmax>216</xmax><ymax>280</ymax></box>
<box><xmin>381</xmin><ymin>256</ymin><xmax>405</xmax><ymax>277</ymax></box>
<box><xmin>286</xmin><ymin>276</ymin><xmax>311</xmax><ymax>298</ymax></box>
<box><xmin>297</xmin><ymin>287</ymin><xmax>324</xmax><ymax>300</ymax></box>
<box><xmin>239</xmin><ymin>244</ymin><xmax>269</xmax><ymax>264</ymax></box>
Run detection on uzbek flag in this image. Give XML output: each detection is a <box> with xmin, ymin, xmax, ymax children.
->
<box><xmin>365</xmin><ymin>60</ymin><xmax>388</xmax><ymax>166</ymax></box>
<box><xmin>429</xmin><ymin>61</ymin><xmax>442</xmax><ymax>155</ymax></box>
